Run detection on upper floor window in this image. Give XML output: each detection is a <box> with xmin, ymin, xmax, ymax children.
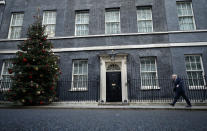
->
<box><xmin>8</xmin><ymin>13</ymin><xmax>24</xmax><ymax>39</ymax></box>
<box><xmin>105</xmin><ymin>9</ymin><xmax>120</xmax><ymax>34</ymax></box>
<box><xmin>140</xmin><ymin>57</ymin><xmax>159</xmax><ymax>90</ymax></box>
<box><xmin>137</xmin><ymin>7</ymin><xmax>153</xmax><ymax>33</ymax></box>
<box><xmin>177</xmin><ymin>2</ymin><xmax>196</xmax><ymax>31</ymax></box>
<box><xmin>185</xmin><ymin>55</ymin><xmax>205</xmax><ymax>89</ymax></box>
<box><xmin>71</xmin><ymin>60</ymin><xmax>88</xmax><ymax>91</ymax></box>
<box><xmin>75</xmin><ymin>11</ymin><xmax>89</xmax><ymax>36</ymax></box>
<box><xmin>42</xmin><ymin>11</ymin><xmax>56</xmax><ymax>37</ymax></box>
<box><xmin>0</xmin><ymin>60</ymin><xmax>13</xmax><ymax>90</ymax></box>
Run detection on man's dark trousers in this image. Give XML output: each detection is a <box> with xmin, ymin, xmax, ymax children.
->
<box><xmin>172</xmin><ymin>77</ymin><xmax>191</xmax><ymax>106</ymax></box>
<box><xmin>172</xmin><ymin>90</ymin><xmax>191</xmax><ymax>106</ymax></box>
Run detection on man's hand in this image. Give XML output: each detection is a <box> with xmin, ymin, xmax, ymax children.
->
<box><xmin>176</xmin><ymin>85</ymin><xmax>179</xmax><ymax>88</ymax></box>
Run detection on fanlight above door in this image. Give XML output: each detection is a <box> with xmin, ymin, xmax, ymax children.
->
<box><xmin>107</xmin><ymin>63</ymin><xmax>121</xmax><ymax>71</ymax></box>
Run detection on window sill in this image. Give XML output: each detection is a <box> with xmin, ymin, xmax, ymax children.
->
<box><xmin>0</xmin><ymin>1</ymin><xmax>5</xmax><ymax>5</ymax></box>
<box><xmin>69</xmin><ymin>88</ymin><xmax>88</xmax><ymax>92</ymax></box>
<box><xmin>141</xmin><ymin>86</ymin><xmax>160</xmax><ymax>90</ymax></box>
<box><xmin>0</xmin><ymin>88</ymin><xmax>10</xmax><ymax>92</ymax></box>
<box><xmin>188</xmin><ymin>86</ymin><xmax>207</xmax><ymax>90</ymax></box>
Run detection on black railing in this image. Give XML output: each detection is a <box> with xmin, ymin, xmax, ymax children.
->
<box><xmin>0</xmin><ymin>77</ymin><xmax>207</xmax><ymax>103</ymax></box>
<box><xmin>56</xmin><ymin>79</ymin><xmax>100</xmax><ymax>102</ymax></box>
<box><xmin>128</xmin><ymin>77</ymin><xmax>207</xmax><ymax>103</ymax></box>
<box><xmin>0</xmin><ymin>80</ymin><xmax>12</xmax><ymax>101</ymax></box>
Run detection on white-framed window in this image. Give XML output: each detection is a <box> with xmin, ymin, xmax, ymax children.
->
<box><xmin>8</xmin><ymin>13</ymin><xmax>24</xmax><ymax>39</ymax></box>
<box><xmin>71</xmin><ymin>60</ymin><xmax>88</xmax><ymax>91</ymax></box>
<box><xmin>140</xmin><ymin>57</ymin><xmax>159</xmax><ymax>90</ymax></box>
<box><xmin>185</xmin><ymin>55</ymin><xmax>206</xmax><ymax>89</ymax></box>
<box><xmin>75</xmin><ymin>11</ymin><xmax>89</xmax><ymax>36</ymax></box>
<box><xmin>105</xmin><ymin>9</ymin><xmax>120</xmax><ymax>34</ymax></box>
<box><xmin>176</xmin><ymin>2</ymin><xmax>196</xmax><ymax>31</ymax></box>
<box><xmin>137</xmin><ymin>7</ymin><xmax>153</xmax><ymax>33</ymax></box>
<box><xmin>42</xmin><ymin>11</ymin><xmax>57</xmax><ymax>37</ymax></box>
<box><xmin>0</xmin><ymin>60</ymin><xmax>13</xmax><ymax>90</ymax></box>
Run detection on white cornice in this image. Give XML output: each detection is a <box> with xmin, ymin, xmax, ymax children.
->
<box><xmin>0</xmin><ymin>42</ymin><xmax>207</xmax><ymax>54</ymax></box>
<box><xmin>0</xmin><ymin>1</ymin><xmax>5</xmax><ymax>5</ymax></box>
<box><xmin>0</xmin><ymin>30</ymin><xmax>207</xmax><ymax>42</ymax></box>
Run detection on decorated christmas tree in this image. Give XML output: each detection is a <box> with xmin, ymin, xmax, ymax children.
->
<box><xmin>7</xmin><ymin>16</ymin><xmax>61</xmax><ymax>105</ymax></box>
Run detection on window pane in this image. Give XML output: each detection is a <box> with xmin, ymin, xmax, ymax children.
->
<box><xmin>1</xmin><ymin>60</ymin><xmax>13</xmax><ymax>89</ymax></box>
<box><xmin>73</xmin><ymin>75</ymin><xmax>79</xmax><ymax>88</ymax></box>
<box><xmin>187</xmin><ymin>71</ymin><xmax>204</xmax><ymax>86</ymax></box>
<box><xmin>137</xmin><ymin>7</ymin><xmax>153</xmax><ymax>33</ymax></box>
<box><xmin>43</xmin><ymin>11</ymin><xmax>56</xmax><ymax>37</ymax></box>
<box><xmin>11</xmin><ymin>13</ymin><xmax>24</xmax><ymax>26</ymax></box>
<box><xmin>45</xmin><ymin>25</ymin><xmax>55</xmax><ymax>37</ymax></box>
<box><xmin>185</xmin><ymin>55</ymin><xmax>205</xmax><ymax>87</ymax></box>
<box><xmin>177</xmin><ymin>2</ymin><xmax>195</xmax><ymax>30</ymax></box>
<box><xmin>72</xmin><ymin>60</ymin><xmax>88</xmax><ymax>89</ymax></box>
<box><xmin>83</xmin><ymin>62</ymin><xmax>88</xmax><ymax>75</ymax></box>
<box><xmin>140</xmin><ymin>57</ymin><xmax>158</xmax><ymax>87</ymax></box>
<box><xmin>105</xmin><ymin>9</ymin><xmax>120</xmax><ymax>34</ymax></box>
<box><xmin>106</xmin><ymin>22</ymin><xmax>120</xmax><ymax>34</ymax></box>
<box><xmin>9</xmin><ymin>13</ymin><xmax>24</xmax><ymax>39</ymax></box>
<box><xmin>185</xmin><ymin>55</ymin><xmax>203</xmax><ymax>71</ymax></box>
<box><xmin>141</xmin><ymin>72</ymin><xmax>157</xmax><ymax>87</ymax></box>
<box><xmin>76</xmin><ymin>25</ymin><xmax>89</xmax><ymax>36</ymax></box>
<box><xmin>140</xmin><ymin>57</ymin><xmax>156</xmax><ymax>72</ymax></box>
<box><xmin>75</xmin><ymin>11</ymin><xmax>89</xmax><ymax>36</ymax></box>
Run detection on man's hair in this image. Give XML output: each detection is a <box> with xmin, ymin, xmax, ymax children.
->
<box><xmin>172</xmin><ymin>74</ymin><xmax>177</xmax><ymax>77</ymax></box>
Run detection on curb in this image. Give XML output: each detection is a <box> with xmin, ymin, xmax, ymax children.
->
<box><xmin>1</xmin><ymin>101</ymin><xmax>207</xmax><ymax>110</ymax></box>
<box><xmin>0</xmin><ymin>105</ymin><xmax>207</xmax><ymax>111</ymax></box>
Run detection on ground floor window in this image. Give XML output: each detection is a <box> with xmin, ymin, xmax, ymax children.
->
<box><xmin>0</xmin><ymin>60</ymin><xmax>13</xmax><ymax>90</ymax></box>
<box><xmin>140</xmin><ymin>57</ymin><xmax>159</xmax><ymax>90</ymax></box>
<box><xmin>185</xmin><ymin>55</ymin><xmax>205</xmax><ymax>89</ymax></box>
<box><xmin>71</xmin><ymin>60</ymin><xmax>88</xmax><ymax>91</ymax></box>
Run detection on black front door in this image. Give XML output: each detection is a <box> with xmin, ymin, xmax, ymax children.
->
<box><xmin>106</xmin><ymin>72</ymin><xmax>122</xmax><ymax>102</ymax></box>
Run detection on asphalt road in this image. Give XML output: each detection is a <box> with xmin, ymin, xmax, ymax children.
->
<box><xmin>0</xmin><ymin>109</ymin><xmax>207</xmax><ymax>131</ymax></box>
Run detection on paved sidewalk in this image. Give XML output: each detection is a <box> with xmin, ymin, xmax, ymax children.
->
<box><xmin>0</xmin><ymin>102</ymin><xmax>207</xmax><ymax>110</ymax></box>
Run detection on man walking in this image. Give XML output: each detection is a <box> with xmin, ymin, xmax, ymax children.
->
<box><xmin>170</xmin><ymin>74</ymin><xmax>192</xmax><ymax>107</ymax></box>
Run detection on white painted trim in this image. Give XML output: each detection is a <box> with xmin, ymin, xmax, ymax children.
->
<box><xmin>100</xmin><ymin>55</ymin><xmax>128</xmax><ymax>103</ymax></box>
<box><xmin>0</xmin><ymin>61</ymin><xmax>5</xmax><ymax>80</ymax></box>
<box><xmin>191</xmin><ymin>2</ymin><xmax>197</xmax><ymax>30</ymax></box>
<box><xmin>0</xmin><ymin>88</ymin><xmax>9</xmax><ymax>92</ymax></box>
<box><xmin>141</xmin><ymin>86</ymin><xmax>160</xmax><ymax>90</ymax></box>
<box><xmin>69</xmin><ymin>88</ymin><xmax>88</xmax><ymax>92</ymax></box>
<box><xmin>0</xmin><ymin>1</ymin><xmax>5</xmax><ymax>5</ymax></box>
<box><xmin>189</xmin><ymin>86</ymin><xmax>207</xmax><ymax>90</ymax></box>
<box><xmin>0</xmin><ymin>30</ymin><xmax>207</xmax><ymax>42</ymax></box>
<box><xmin>8</xmin><ymin>14</ymin><xmax>14</xmax><ymax>39</ymax></box>
<box><xmin>53</xmin><ymin>42</ymin><xmax>207</xmax><ymax>52</ymax></box>
<box><xmin>0</xmin><ymin>42</ymin><xmax>207</xmax><ymax>54</ymax></box>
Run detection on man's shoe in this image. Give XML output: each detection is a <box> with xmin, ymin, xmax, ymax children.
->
<box><xmin>186</xmin><ymin>105</ymin><xmax>192</xmax><ymax>108</ymax></box>
<box><xmin>169</xmin><ymin>103</ymin><xmax>174</xmax><ymax>107</ymax></box>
